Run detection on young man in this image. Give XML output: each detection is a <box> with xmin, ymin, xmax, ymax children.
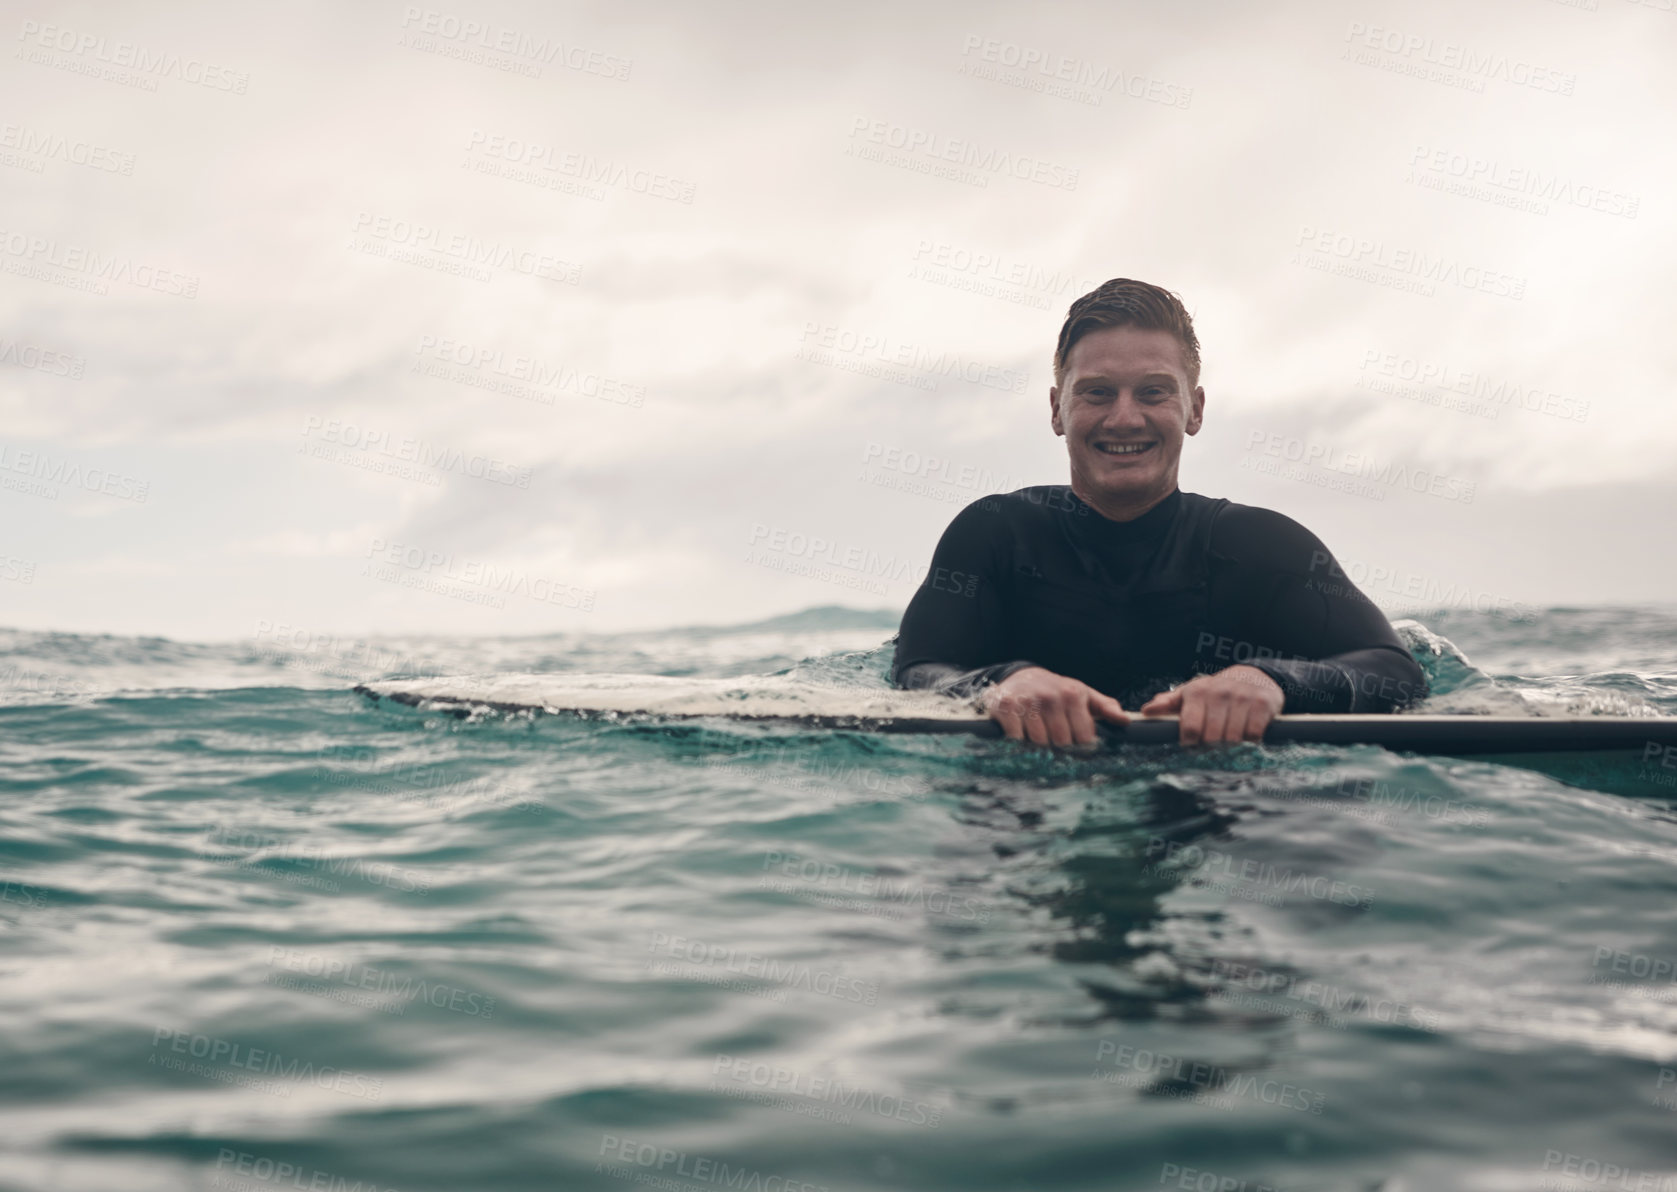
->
<box><xmin>892</xmin><ymin>278</ymin><xmax>1426</xmax><ymax>747</ymax></box>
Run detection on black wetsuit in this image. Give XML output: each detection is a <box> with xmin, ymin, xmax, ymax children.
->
<box><xmin>891</xmin><ymin>486</ymin><xmax>1426</xmax><ymax>712</ymax></box>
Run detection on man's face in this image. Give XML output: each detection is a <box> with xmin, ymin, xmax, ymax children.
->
<box><xmin>1049</xmin><ymin>324</ymin><xmax>1204</xmax><ymax>515</ymax></box>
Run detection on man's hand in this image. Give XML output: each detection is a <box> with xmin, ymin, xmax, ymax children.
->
<box><xmin>1139</xmin><ymin>665</ymin><xmax>1284</xmax><ymax>745</ymax></box>
<box><xmin>982</xmin><ymin>666</ymin><xmax>1129</xmax><ymax>747</ymax></box>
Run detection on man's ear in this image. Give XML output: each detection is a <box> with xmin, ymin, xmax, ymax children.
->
<box><xmin>1049</xmin><ymin>386</ymin><xmax>1064</xmax><ymax>436</ymax></box>
<box><xmin>1185</xmin><ymin>385</ymin><xmax>1205</xmax><ymax>436</ymax></box>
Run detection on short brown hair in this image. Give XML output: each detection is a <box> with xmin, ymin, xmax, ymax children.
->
<box><xmin>1053</xmin><ymin>278</ymin><xmax>1201</xmax><ymax>386</ymax></box>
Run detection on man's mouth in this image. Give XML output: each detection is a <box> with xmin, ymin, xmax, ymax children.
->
<box><xmin>1093</xmin><ymin>441</ymin><xmax>1154</xmax><ymax>457</ymax></box>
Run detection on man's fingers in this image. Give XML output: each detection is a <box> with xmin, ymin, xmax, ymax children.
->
<box><xmin>1041</xmin><ymin>706</ymin><xmax>1076</xmax><ymax>748</ymax></box>
<box><xmin>1202</xmin><ymin>699</ymin><xmax>1230</xmax><ymax>744</ymax></box>
<box><xmin>1095</xmin><ymin>694</ymin><xmax>1131</xmax><ymax>725</ymax></box>
<box><xmin>1242</xmin><ymin>701</ymin><xmax>1271</xmax><ymax>743</ymax></box>
<box><xmin>1016</xmin><ymin>695</ymin><xmax>1054</xmax><ymax>746</ymax></box>
<box><xmin>1140</xmin><ymin>688</ymin><xmax>1182</xmax><ymax>715</ymax></box>
<box><xmin>1178</xmin><ymin>695</ymin><xmax>1205</xmax><ymax>745</ymax></box>
<box><xmin>1067</xmin><ymin>699</ymin><xmax>1098</xmax><ymax>746</ymax></box>
<box><xmin>984</xmin><ymin>672</ymin><xmax>1132</xmax><ymax>749</ymax></box>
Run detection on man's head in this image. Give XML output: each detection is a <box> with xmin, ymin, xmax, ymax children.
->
<box><xmin>1049</xmin><ymin>279</ymin><xmax>1205</xmax><ymax>521</ymax></box>
<box><xmin>1053</xmin><ymin>278</ymin><xmax>1201</xmax><ymax>388</ymax></box>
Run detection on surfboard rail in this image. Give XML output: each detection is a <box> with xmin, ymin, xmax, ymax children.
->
<box><xmin>352</xmin><ymin>678</ymin><xmax>1677</xmax><ymax>755</ymax></box>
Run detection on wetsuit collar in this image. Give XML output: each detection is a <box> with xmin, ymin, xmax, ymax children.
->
<box><xmin>1069</xmin><ymin>487</ymin><xmax>1183</xmax><ymax>538</ymax></box>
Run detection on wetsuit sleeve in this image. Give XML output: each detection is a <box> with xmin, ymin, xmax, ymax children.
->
<box><xmin>1208</xmin><ymin>506</ymin><xmax>1427</xmax><ymax>713</ymax></box>
<box><xmin>892</xmin><ymin>500</ymin><xmax>1039</xmax><ymax>698</ymax></box>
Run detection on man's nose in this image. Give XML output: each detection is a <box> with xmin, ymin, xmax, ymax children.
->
<box><xmin>1099</xmin><ymin>390</ymin><xmax>1148</xmax><ymax>429</ymax></box>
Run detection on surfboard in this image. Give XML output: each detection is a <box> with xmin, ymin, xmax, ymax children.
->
<box><xmin>353</xmin><ymin>673</ymin><xmax>1677</xmax><ymax>755</ymax></box>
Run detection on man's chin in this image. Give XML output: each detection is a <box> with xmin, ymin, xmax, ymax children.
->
<box><xmin>1086</xmin><ymin>463</ymin><xmax>1161</xmax><ymax>493</ymax></box>
<box><xmin>1074</xmin><ymin>463</ymin><xmax>1176</xmax><ymax>510</ymax></box>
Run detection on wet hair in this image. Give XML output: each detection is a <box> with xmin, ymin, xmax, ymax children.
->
<box><xmin>1052</xmin><ymin>278</ymin><xmax>1201</xmax><ymax>386</ymax></box>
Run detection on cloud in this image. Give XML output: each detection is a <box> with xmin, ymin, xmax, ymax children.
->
<box><xmin>2</xmin><ymin>0</ymin><xmax>1672</xmax><ymax>637</ymax></box>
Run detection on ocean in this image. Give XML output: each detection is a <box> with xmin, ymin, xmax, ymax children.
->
<box><xmin>4</xmin><ymin>605</ymin><xmax>1677</xmax><ymax>1192</ymax></box>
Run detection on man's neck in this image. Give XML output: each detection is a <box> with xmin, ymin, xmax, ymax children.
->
<box><xmin>1068</xmin><ymin>479</ymin><xmax>1178</xmax><ymax>523</ymax></box>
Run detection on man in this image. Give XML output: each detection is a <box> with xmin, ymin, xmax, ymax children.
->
<box><xmin>892</xmin><ymin>278</ymin><xmax>1426</xmax><ymax>747</ymax></box>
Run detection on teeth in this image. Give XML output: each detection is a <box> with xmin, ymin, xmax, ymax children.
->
<box><xmin>1096</xmin><ymin>443</ymin><xmax>1150</xmax><ymax>455</ymax></box>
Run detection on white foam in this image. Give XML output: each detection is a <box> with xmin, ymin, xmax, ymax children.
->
<box><xmin>358</xmin><ymin>672</ymin><xmax>989</xmax><ymax>722</ymax></box>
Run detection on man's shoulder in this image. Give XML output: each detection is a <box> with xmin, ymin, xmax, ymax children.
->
<box><xmin>1195</xmin><ymin>493</ymin><xmax>1329</xmax><ymax>565</ymax></box>
<box><xmin>958</xmin><ymin>485</ymin><xmax>1092</xmax><ymax>521</ymax></box>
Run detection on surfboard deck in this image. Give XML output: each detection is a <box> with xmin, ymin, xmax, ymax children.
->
<box><xmin>353</xmin><ymin>674</ymin><xmax>1677</xmax><ymax>755</ymax></box>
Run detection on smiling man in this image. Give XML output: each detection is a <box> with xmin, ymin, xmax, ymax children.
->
<box><xmin>891</xmin><ymin>278</ymin><xmax>1427</xmax><ymax>746</ymax></box>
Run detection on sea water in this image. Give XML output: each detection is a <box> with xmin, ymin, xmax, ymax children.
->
<box><xmin>3</xmin><ymin>605</ymin><xmax>1677</xmax><ymax>1192</ymax></box>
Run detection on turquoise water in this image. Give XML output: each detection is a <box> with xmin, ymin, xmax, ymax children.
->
<box><xmin>5</xmin><ymin>606</ymin><xmax>1677</xmax><ymax>1192</ymax></box>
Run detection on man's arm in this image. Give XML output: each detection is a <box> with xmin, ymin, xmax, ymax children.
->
<box><xmin>1207</xmin><ymin>505</ymin><xmax>1428</xmax><ymax>714</ymax></box>
<box><xmin>892</xmin><ymin>500</ymin><xmax>1035</xmax><ymax>698</ymax></box>
<box><xmin>893</xmin><ymin>498</ymin><xmax>1130</xmax><ymax>745</ymax></box>
<box><xmin>896</xmin><ymin>659</ymin><xmax>1039</xmax><ymax>699</ymax></box>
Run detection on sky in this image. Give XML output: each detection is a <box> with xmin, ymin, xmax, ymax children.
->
<box><xmin>2</xmin><ymin>0</ymin><xmax>1674</xmax><ymax>642</ymax></box>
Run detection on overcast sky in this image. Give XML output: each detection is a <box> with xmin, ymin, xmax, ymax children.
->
<box><xmin>3</xmin><ymin>0</ymin><xmax>1674</xmax><ymax>642</ymax></box>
